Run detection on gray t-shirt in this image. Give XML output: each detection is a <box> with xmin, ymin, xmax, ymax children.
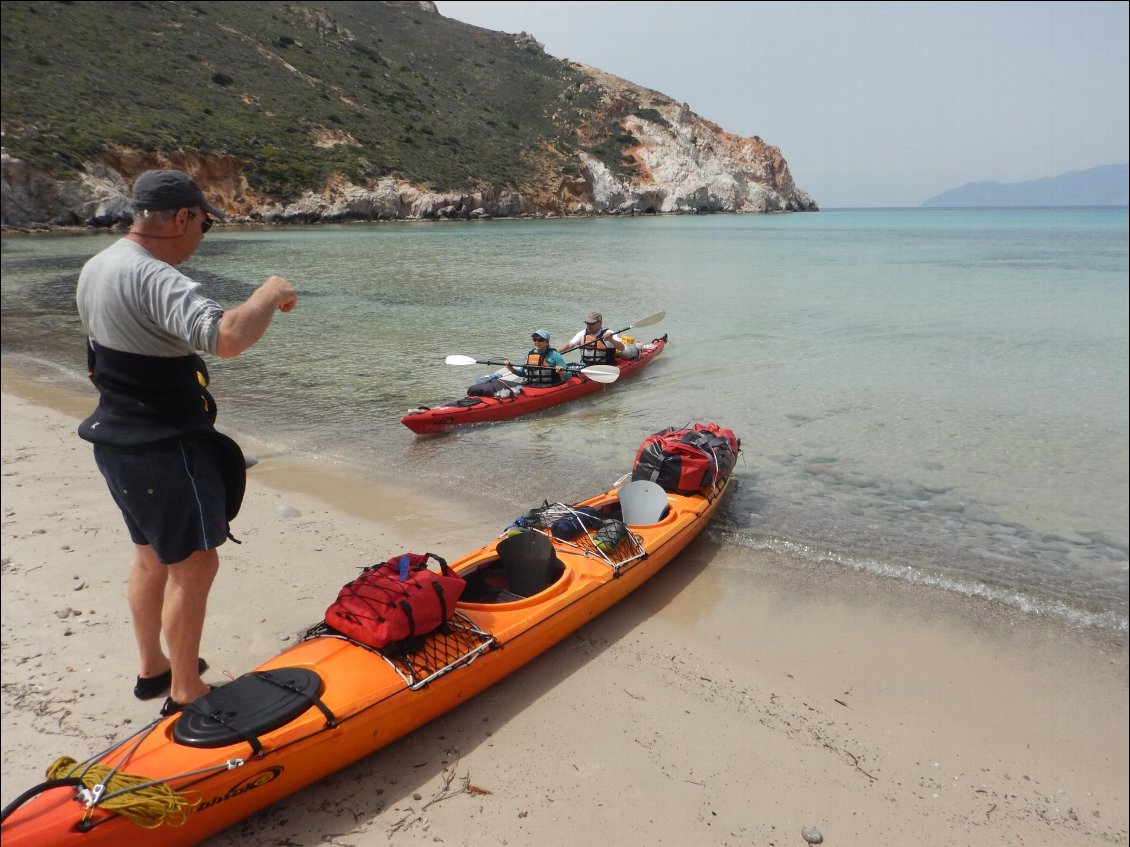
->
<box><xmin>76</xmin><ymin>238</ymin><xmax>223</xmax><ymax>356</ymax></box>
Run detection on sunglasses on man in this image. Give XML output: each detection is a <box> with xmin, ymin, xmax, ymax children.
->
<box><xmin>187</xmin><ymin>209</ymin><xmax>214</xmax><ymax>233</ymax></box>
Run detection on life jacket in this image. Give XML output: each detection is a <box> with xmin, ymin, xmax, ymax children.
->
<box><xmin>580</xmin><ymin>329</ymin><xmax>616</xmax><ymax>366</ymax></box>
<box><xmin>81</xmin><ymin>340</ymin><xmax>216</xmax><ymax>434</ymax></box>
<box><xmin>78</xmin><ymin>340</ymin><xmax>246</xmax><ymax>522</ymax></box>
<box><xmin>523</xmin><ymin>348</ymin><xmax>561</xmax><ymax>385</ymax></box>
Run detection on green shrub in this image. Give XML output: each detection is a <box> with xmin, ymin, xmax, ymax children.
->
<box><xmin>0</xmin><ymin>0</ymin><xmax>619</xmax><ymax>199</ymax></box>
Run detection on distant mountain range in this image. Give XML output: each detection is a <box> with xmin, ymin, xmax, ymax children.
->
<box><xmin>921</xmin><ymin>163</ymin><xmax>1128</xmax><ymax>207</ymax></box>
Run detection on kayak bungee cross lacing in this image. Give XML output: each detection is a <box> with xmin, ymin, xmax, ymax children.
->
<box><xmin>515</xmin><ymin>503</ymin><xmax>646</xmax><ymax>574</ymax></box>
<box><xmin>555</xmin><ymin>522</ymin><xmax>646</xmax><ymax>574</ymax></box>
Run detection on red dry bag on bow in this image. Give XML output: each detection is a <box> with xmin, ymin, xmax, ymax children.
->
<box><xmin>325</xmin><ymin>552</ymin><xmax>466</xmax><ymax>649</ymax></box>
<box><xmin>631</xmin><ymin>423</ymin><xmax>740</xmax><ymax>494</ymax></box>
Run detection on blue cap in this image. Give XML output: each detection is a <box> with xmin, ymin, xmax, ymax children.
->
<box><xmin>532</xmin><ymin>329</ymin><xmax>550</xmax><ymax>341</ymax></box>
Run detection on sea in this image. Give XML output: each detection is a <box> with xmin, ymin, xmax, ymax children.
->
<box><xmin>2</xmin><ymin>208</ymin><xmax>1127</xmax><ymax>634</ymax></box>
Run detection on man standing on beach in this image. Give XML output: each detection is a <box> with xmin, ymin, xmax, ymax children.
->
<box><xmin>75</xmin><ymin>169</ymin><xmax>298</xmax><ymax>716</ymax></box>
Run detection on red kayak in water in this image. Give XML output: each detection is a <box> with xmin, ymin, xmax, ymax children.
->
<box><xmin>401</xmin><ymin>335</ymin><xmax>668</xmax><ymax>434</ymax></box>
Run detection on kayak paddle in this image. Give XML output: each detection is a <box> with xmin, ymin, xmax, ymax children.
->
<box><xmin>445</xmin><ymin>356</ymin><xmax>620</xmax><ymax>384</ymax></box>
<box><xmin>614</xmin><ymin>310</ymin><xmax>666</xmax><ymax>334</ymax></box>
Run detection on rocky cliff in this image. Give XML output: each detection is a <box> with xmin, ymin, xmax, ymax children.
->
<box><xmin>562</xmin><ymin>64</ymin><xmax>813</xmax><ymax>215</ymax></box>
<box><xmin>0</xmin><ymin>2</ymin><xmax>816</xmax><ymax>227</ymax></box>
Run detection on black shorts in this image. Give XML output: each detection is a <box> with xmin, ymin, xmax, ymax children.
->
<box><xmin>93</xmin><ymin>439</ymin><xmax>229</xmax><ymax>564</ymax></box>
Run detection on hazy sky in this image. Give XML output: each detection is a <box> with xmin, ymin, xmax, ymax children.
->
<box><xmin>436</xmin><ymin>1</ymin><xmax>1129</xmax><ymax>208</ymax></box>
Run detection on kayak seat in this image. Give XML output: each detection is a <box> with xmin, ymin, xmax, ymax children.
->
<box><xmin>617</xmin><ymin>480</ymin><xmax>670</xmax><ymax>525</ymax></box>
<box><xmin>496</xmin><ymin>531</ymin><xmax>565</xmax><ymax>597</ymax></box>
<box><xmin>172</xmin><ymin>667</ymin><xmax>330</xmax><ymax>751</ymax></box>
<box><xmin>458</xmin><ymin>560</ymin><xmax>525</xmax><ymax>603</ymax></box>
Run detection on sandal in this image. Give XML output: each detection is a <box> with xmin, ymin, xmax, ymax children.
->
<box><xmin>134</xmin><ymin>658</ymin><xmax>209</xmax><ymax>701</ymax></box>
<box><xmin>160</xmin><ymin>685</ymin><xmax>216</xmax><ymax>718</ymax></box>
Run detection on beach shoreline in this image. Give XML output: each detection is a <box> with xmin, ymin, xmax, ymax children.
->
<box><xmin>2</xmin><ymin>364</ymin><xmax>1127</xmax><ymax>846</ymax></box>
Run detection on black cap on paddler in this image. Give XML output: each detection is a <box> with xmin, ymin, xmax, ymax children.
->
<box><xmin>131</xmin><ymin>169</ymin><xmax>227</xmax><ymax>220</ymax></box>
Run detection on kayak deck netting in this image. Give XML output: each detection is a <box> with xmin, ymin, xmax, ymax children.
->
<box><xmin>304</xmin><ymin>613</ymin><xmax>496</xmax><ymax>690</ymax></box>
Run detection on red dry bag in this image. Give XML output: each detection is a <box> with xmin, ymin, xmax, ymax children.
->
<box><xmin>631</xmin><ymin>423</ymin><xmax>740</xmax><ymax>494</ymax></box>
<box><xmin>325</xmin><ymin>552</ymin><xmax>466</xmax><ymax>649</ymax></box>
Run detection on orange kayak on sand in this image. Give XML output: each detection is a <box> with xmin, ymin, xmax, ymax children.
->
<box><xmin>401</xmin><ymin>336</ymin><xmax>668</xmax><ymax>434</ymax></box>
<box><xmin>0</xmin><ymin>426</ymin><xmax>738</xmax><ymax>847</ymax></box>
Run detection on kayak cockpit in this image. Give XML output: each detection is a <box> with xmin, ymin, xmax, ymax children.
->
<box><xmin>460</xmin><ymin>531</ymin><xmax>565</xmax><ymax>603</ymax></box>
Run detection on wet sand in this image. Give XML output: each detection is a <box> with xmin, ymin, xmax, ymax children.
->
<box><xmin>2</xmin><ymin>366</ymin><xmax>1126</xmax><ymax>846</ymax></box>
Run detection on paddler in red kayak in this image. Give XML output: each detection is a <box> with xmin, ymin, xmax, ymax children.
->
<box><xmin>504</xmin><ymin>328</ymin><xmax>568</xmax><ymax>385</ymax></box>
<box><xmin>558</xmin><ymin>310</ymin><xmax>636</xmax><ymax>364</ymax></box>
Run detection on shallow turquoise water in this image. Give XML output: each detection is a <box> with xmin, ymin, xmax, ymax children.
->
<box><xmin>3</xmin><ymin>208</ymin><xmax>1127</xmax><ymax>629</ymax></box>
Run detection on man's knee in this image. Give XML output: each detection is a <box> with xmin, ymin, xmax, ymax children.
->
<box><xmin>134</xmin><ymin>544</ymin><xmax>165</xmax><ymax>572</ymax></box>
<box><xmin>168</xmin><ymin>548</ymin><xmax>220</xmax><ymax>587</ymax></box>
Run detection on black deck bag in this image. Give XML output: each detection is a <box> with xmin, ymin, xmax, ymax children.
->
<box><xmin>549</xmin><ymin>506</ymin><xmax>605</xmax><ymax>540</ymax></box>
<box><xmin>467</xmin><ymin>378</ymin><xmax>514</xmax><ymax>397</ymax></box>
<box><xmin>631</xmin><ymin>423</ymin><xmax>740</xmax><ymax>494</ymax></box>
<box><xmin>505</xmin><ymin>503</ymin><xmax>605</xmax><ymax>539</ymax></box>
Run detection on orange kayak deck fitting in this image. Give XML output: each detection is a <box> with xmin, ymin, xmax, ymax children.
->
<box><xmin>0</xmin><ymin>443</ymin><xmax>735</xmax><ymax>847</ymax></box>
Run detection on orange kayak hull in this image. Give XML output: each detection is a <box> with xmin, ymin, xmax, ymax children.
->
<box><xmin>1</xmin><ymin>466</ymin><xmax>733</xmax><ymax>847</ymax></box>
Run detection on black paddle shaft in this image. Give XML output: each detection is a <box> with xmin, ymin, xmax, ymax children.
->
<box><xmin>477</xmin><ymin>359</ymin><xmax>565</xmax><ymax>371</ymax></box>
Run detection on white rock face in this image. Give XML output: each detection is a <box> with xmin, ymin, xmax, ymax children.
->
<box><xmin>560</xmin><ymin>64</ymin><xmax>815</xmax><ymax>215</ymax></box>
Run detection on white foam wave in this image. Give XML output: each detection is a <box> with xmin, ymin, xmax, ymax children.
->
<box><xmin>715</xmin><ymin>529</ymin><xmax>1129</xmax><ymax>634</ymax></box>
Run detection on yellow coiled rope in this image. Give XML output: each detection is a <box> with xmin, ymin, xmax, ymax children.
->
<box><xmin>47</xmin><ymin>756</ymin><xmax>199</xmax><ymax>829</ymax></box>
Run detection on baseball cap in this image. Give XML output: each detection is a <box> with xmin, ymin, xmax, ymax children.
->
<box><xmin>585</xmin><ymin>311</ymin><xmax>602</xmax><ymax>323</ymax></box>
<box><xmin>532</xmin><ymin>329</ymin><xmax>551</xmax><ymax>341</ymax></box>
<box><xmin>131</xmin><ymin>169</ymin><xmax>227</xmax><ymax>220</ymax></box>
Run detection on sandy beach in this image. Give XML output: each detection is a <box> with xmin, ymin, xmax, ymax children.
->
<box><xmin>2</xmin><ymin>370</ymin><xmax>1127</xmax><ymax>847</ymax></box>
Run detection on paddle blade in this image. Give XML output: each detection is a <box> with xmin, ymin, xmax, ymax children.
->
<box><xmin>581</xmin><ymin>365</ymin><xmax>620</xmax><ymax>384</ymax></box>
<box><xmin>628</xmin><ymin>310</ymin><xmax>666</xmax><ymax>330</ymax></box>
<box><xmin>445</xmin><ymin>355</ymin><xmax>478</xmax><ymax>366</ymax></box>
